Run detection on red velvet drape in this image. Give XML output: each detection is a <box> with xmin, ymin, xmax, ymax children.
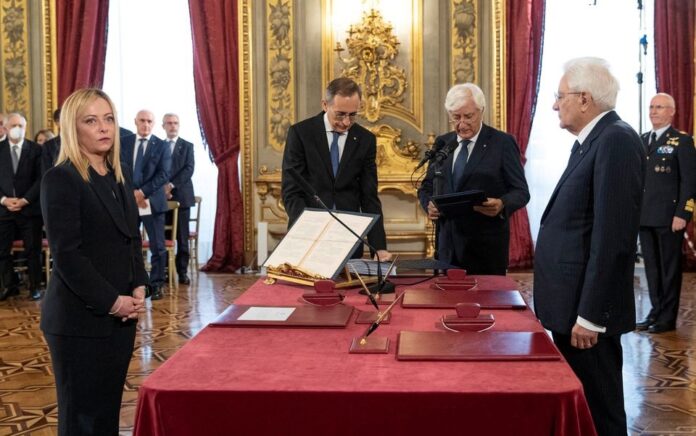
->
<box><xmin>56</xmin><ymin>0</ymin><xmax>110</xmax><ymax>106</ymax></box>
<box><xmin>188</xmin><ymin>0</ymin><xmax>243</xmax><ymax>272</ymax></box>
<box><xmin>654</xmin><ymin>0</ymin><xmax>696</xmax><ymax>269</ymax></box>
<box><xmin>505</xmin><ymin>0</ymin><xmax>545</xmax><ymax>269</ymax></box>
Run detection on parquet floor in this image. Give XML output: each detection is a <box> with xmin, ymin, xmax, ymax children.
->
<box><xmin>0</xmin><ymin>270</ymin><xmax>694</xmax><ymax>435</ymax></box>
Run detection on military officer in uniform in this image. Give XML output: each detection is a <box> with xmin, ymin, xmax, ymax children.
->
<box><xmin>636</xmin><ymin>93</ymin><xmax>696</xmax><ymax>333</ymax></box>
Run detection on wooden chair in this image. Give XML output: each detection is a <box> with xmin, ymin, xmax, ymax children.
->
<box><xmin>142</xmin><ymin>201</ymin><xmax>180</xmax><ymax>289</ymax></box>
<box><xmin>188</xmin><ymin>196</ymin><xmax>202</xmax><ymax>272</ymax></box>
<box><xmin>11</xmin><ymin>234</ymin><xmax>51</xmax><ymax>286</ymax></box>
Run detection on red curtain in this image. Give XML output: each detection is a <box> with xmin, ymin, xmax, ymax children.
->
<box><xmin>56</xmin><ymin>0</ymin><xmax>110</xmax><ymax>106</ymax></box>
<box><xmin>505</xmin><ymin>0</ymin><xmax>545</xmax><ymax>269</ymax></box>
<box><xmin>654</xmin><ymin>0</ymin><xmax>696</xmax><ymax>269</ymax></box>
<box><xmin>188</xmin><ymin>0</ymin><xmax>243</xmax><ymax>272</ymax></box>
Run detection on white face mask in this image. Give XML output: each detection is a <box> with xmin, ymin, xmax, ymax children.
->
<box><xmin>8</xmin><ymin>126</ymin><xmax>24</xmax><ymax>141</ymax></box>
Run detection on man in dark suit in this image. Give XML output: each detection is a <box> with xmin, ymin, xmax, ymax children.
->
<box><xmin>418</xmin><ymin>83</ymin><xmax>529</xmax><ymax>275</ymax></box>
<box><xmin>534</xmin><ymin>57</ymin><xmax>645</xmax><ymax>436</ymax></box>
<box><xmin>0</xmin><ymin>113</ymin><xmax>43</xmax><ymax>300</ymax></box>
<box><xmin>162</xmin><ymin>113</ymin><xmax>195</xmax><ymax>284</ymax></box>
<box><xmin>121</xmin><ymin>110</ymin><xmax>171</xmax><ymax>300</ymax></box>
<box><xmin>282</xmin><ymin>77</ymin><xmax>391</xmax><ymax>261</ymax></box>
<box><xmin>0</xmin><ymin>112</ymin><xmax>7</xmax><ymax>142</ymax></box>
<box><xmin>636</xmin><ymin>93</ymin><xmax>696</xmax><ymax>334</ymax></box>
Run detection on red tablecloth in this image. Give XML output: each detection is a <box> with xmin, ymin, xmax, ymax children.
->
<box><xmin>133</xmin><ymin>276</ymin><xmax>596</xmax><ymax>436</ymax></box>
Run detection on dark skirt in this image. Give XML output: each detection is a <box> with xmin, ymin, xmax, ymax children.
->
<box><xmin>45</xmin><ymin>321</ymin><xmax>136</xmax><ymax>436</ymax></box>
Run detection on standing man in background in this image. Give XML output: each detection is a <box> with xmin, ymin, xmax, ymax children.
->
<box><xmin>418</xmin><ymin>83</ymin><xmax>529</xmax><ymax>275</ymax></box>
<box><xmin>0</xmin><ymin>113</ymin><xmax>43</xmax><ymax>301</ymax></box>
<box><xmin>636</xmin><ymin>93</ymin><xmax>696</xmax><ymax>334</ymax></box>
<box><xmin>0</xmin><ymin>113</ymin><xmax>7</xmax><ymax>142</ymax></box>
<box><xmin>121</xmin><ymin>110</ymin><xmax>171</xmax><ymax>300</ymax></box>
<box><xmin>534</xmin><ymin>57</ymin><xmax>644</xmax><ymax>436</ymax></box>
<box><xmin>281</xmin><ymin>77</ymin><xmax>391</xmax><ymax>261</ymax></box>
<box><xmin>162</xmin><ymin>113</ymin><xmax>195</xmax><ymax>285</ymax></box>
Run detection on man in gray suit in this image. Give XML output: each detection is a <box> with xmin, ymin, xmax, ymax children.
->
<box><xmin>533</xmin><ymin>57</ymin><xmax>645</xmax><ymax>436</ymax></box>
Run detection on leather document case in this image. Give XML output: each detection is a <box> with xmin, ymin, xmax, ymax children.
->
<box><xmin>431</xmin><ymin>190</ymin><xmax>486</xmax><ymax>218</ymax></box>
<box><xmin>209</xmin><ymin>304</ymin><xmax>354</xmax><ymax>328</ymax></box>
<box><xmin>401</xmin><ymin>289</ymin><xmax>527</xmax><ymax>309</ymax></box>
<box><xmin>396</xmin><ymin>331</ymin><xmax>561</xmax><ymax>361</ymax></box>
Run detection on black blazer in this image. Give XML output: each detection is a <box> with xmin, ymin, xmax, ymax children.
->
<box><xmin>417</xmin><ymin>124</ymin><xmax>529</xmax><ymax>264</ymax></box>
<box><xmin>40</xmin><ymin>162</ymin><xmax>148</xmax><ymax>337</ymax></box>
<box><xmin>168</xmin><ymin>137</ymin><xmax>195</xmax><ymax>208</ymax></box>
<box><xmin>120</xmin><ymin>134</ymin><xmax>171</xmax><ymax>214</ymax></box>
<box><xmin>533</xmin><ymin>111</ymin><xmax>645</xmax><ymax>335</ymax></box>
<box><xmin>640</xmin><ymin>126</ymin><xmax>696</xmax><ymax>226</ymax></box>
<box><xmin>281</xmin><ymin>112</ymin><xmax>387</xmax><ymax>250</ymax></box>
<box><xmin>0</xmin><ymin>138</ymin><xmax>42</xmax><ymax>219</ymax></box>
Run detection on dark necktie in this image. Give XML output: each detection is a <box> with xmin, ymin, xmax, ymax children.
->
<box><xmin>330</xmin><ymin>132</ymin><xmax>340</xmax><ymax>176</ymax></box>
<box><xmin>452</xmin><ymin>139</ymin><xmax>471</xmax><ymax>189</ymax></box>
<box><xmin>133</xmin><ymin>138</ymin><xmax>146</xmax><ymax>187</ymax></box>
<box><xmin>11</xmin><ymin>144</ymin><xmax>20</xmax><ymax>174</ymax></box>
<box><xmin>650</xmin><ymin>131</ymin><xmax>657</xmax><ymax>146</ymax></box>
<box><xmin>570</xmin><ymin>140</ymin><xmax>581</xmax><ymax>154</ymax></box>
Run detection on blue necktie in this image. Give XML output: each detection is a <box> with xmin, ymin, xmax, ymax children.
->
<box><xmin>452</xmin><ymin>139</ymin><xmax>470</xmax><ymax>189</ymax></box>
<box><xmin>133</xmin><ymin>138</ymin><xmax>146</xmax><ymax>187</ymax></box>
<box><xmin>330</xmin><ymin>131</ymin><xmax>340</xmax><ymax>176</ymax></box>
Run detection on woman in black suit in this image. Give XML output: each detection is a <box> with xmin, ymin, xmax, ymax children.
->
<box><xmin>40</xmin><ymin>88</ymin><xmax>149</xmax><ymax>435</ymax></box>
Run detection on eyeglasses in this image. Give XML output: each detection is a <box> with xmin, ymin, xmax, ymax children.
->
<box><xmin>449</xmin><ymin>110</ymin><xmax>481</xmax><ymax>123</ymax></box>
<box><xmin>332</xmin><ymin>111</ymin><xmax>358</xmax><ymax>121</ymax></box>
<box><xmin>554</xmin><ymin>92</ymin><xmax>583</xmax><ymax>102</ymax></box>
<box><xmin>649</xmin><ymin>105</ymin><xmax>673</xmax><ymax>110</ymax></box>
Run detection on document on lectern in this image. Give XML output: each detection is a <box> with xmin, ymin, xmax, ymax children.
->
<box><xmin>263</xmin><ymin>208</ymin><xmax>378</xmax><ymax>279</ymax></box>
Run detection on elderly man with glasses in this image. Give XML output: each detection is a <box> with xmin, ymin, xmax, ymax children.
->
<box><xmin>418</xmin><ymin>83</ymin><xmax>529</xmax><ymax>275</ymax></box>
<box><xmin>281</xmin><ymin>77</ymin><xmax>391</xmax><ymax>261</ymax></box>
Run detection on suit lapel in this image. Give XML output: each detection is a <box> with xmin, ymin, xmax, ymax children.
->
<box><xmin>312</xmin><ymin>113</ymin><xmax>335</xmax><ymax>181</ymax></box>
<box><xmin>442</xmin><ymin>135</ymin><xmax>458</xmax><ymax>192</ymax></box>
<box><xmin>337</xmin><ymin>128</ymin><xmax>360</xmax><ymax>179</ymax></box>
<box><xmin>456</xmin><ymin>125</ymin><xmax>490</xmax><ymax>189</ymax></box>
<box><xmin>648</xmin><ymin>130</ymin><xmax>668</xmax><ymax>155</ymax></box>
<box><xmin>87</xmin><ymin>168</ymin><xmax>131</xmax><ymax>237</ymax></box>
<box><xmin>541</xmin><ymin>111</ymin><xmax>619</xmax><ymax>223</ymax></box>
<box><xmin>122</xmin><ymin>138</ymin><xmax>134</xmax><ymax>168</ymax></box>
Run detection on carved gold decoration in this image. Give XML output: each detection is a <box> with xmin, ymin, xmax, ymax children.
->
<box><xmin>41</xmin><ymin>0</ymin><xmax>57</xmax><ymax>131</ymax></box>
<box><xmin>240</xmin><ymin>0</ymin><xmax>255</xmax><ymax>254</ymax></box>
<box><xmin>490</xmin><ymin>0</ymin><xmax>506</xmax><ymax>130</ymax></box>
<box><xmin>266</xmin><ymin>0</ymin><xmax>295</xmax><ymax>152</ymax></box>
<box><xmin>334</xmin><ymin>9</ymin><xmax>407</xmax><ymax>123</ymax></box>
<box><xmin>451</xmin><ymin>0</ymin><xmax>477</xmax><ymax>84</ymax></box>
<box><xmin>1</xmin><ymin>0</ymin><xmax>30</xmax><ymax>116</ymax></box>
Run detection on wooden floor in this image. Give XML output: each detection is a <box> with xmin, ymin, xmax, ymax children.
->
<box><xmin>0</xmin><ymin>269</ymin><xmax>695</xmax><ymax>435</ymax></box>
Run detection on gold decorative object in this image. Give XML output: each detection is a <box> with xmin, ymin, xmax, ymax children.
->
<box><xmin>1</xmin><ymin>0</ymin><xmax>30</xmax><ymax>116</ymax></box>
<box><xmin>240</xmin><ymin>0</ymin><xmax>255</xmax><ymax>253</ymax></box>
<box><xmin>451</xmin><ymin>0</ymin><xmax>477</xmax><ymax>84</ymax></box>
<box><xmin>266</xmin><ymin>0</ymin><xmax>295</xmax><ymax>152</ymax></box>
<box><xmin>334</xmin><ymin>9</ymin><xmax>407</xmax><ymax>123</ymax></box>
<box><xmin>41</xmin><ymin>0</ymin><xmax>57</xmax><ymax>131</ymax></box>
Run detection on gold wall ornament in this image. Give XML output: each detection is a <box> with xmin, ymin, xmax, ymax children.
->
<box><xmin>41</xmin><ymin>0</ymin><xmax>57</xmax><ymax>131</ymax></box>
<box><xmin>266</xmin><ymin>0</ymin><xmax>295</xmax><ymax>152</ymax></box>
<box><xmin>451</xmin><ymin>0</ymin><xmax>477</xmax><ymax>84</ymax></box>
<box><xmin>240</xmin><ymin>0</ymin><xmax>255</xmax><ymax>254</ymax></box>
<box><xmin>1</xmin><ymin>0</ymin><xmax>30</xmax><ymax>119</ymax></box>
<box><xmin>334</xmin><ymin>9</ymin><xmax>407</xmax><ymax>123</ymax></box>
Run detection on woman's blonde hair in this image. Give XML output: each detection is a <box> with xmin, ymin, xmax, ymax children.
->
<box><xmin>57</xmin><ymin>88</ymin><xmax>124</xmax><ymax>184</ymax></box>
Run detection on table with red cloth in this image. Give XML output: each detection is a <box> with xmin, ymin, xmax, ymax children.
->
<box><xmin>133</xmin><ymin>275</ymin><xmax>596</xmax><ymax>436</ymax></box>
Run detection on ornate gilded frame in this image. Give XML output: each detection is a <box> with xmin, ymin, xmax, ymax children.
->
<box><xmin>1</xmin><ymin>0</ymin><xmax>30</xmax><ymax>116</ymax></box>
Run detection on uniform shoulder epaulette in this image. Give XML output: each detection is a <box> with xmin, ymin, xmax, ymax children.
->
<box><xmin>686</xmin><ymin>199</ymin><xmax>695</xmax><ymax>213</ymax></box>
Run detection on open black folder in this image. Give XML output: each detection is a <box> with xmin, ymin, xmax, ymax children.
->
<box><xmin>431</xmin><ymin>190</ymin><xmax>486</xmax><ymax>218</ymax></box>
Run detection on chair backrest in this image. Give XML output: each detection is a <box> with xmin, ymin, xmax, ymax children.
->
<box><xmin>166</xmin><ymin>201</ymin><xmax>180</xmax><ymax>242</ymax></box>
<box><xmin>191</xmin><ymin>196</ymin><xmax>202</xmax><ymax>234</ymax></box>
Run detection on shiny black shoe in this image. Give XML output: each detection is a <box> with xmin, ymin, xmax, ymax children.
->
<box><xmin>178</xmin><ymin>274</ymin><xmax>191</xmax><ymax>285</ymax></box>
<box><xmin>150</xmin><ymin>287</ymin><xmax>163</xmax><ymax>300</ymax></box>
<box><xmin>635</xmin><ymin>317</ymin><xmax>656</xmax><ymax>331</ymax></box>
<box><xmin>29</xmin><ymin>289</ymin><xmax>42</xmax><ymax>301</ymax></box>
<box><xmin>648</xmin><ymin>322</ymin><xmax>676</xmax><ymax>334</ymax></box>
<box><xmin>0</xmin><ymin>287</ymin><xmax>19</xmax><ymax>301</ymax></box>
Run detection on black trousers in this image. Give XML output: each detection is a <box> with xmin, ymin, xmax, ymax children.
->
<box><xmin>639</xmin><ymin>226</ymin><xmax>684</xmax><ymax>324</ymax></box>
<box><xmin>0</xmin><ymin>215</ymin><xmax>42</xmax><ymax>291</ymax></box>
<box><xmin>553</xmin><ymin>332</ymin><xmax>627</xmax><ymax>436</ymax></box>
<box><xmin>444</xmin><ymin>231</ymin><xmax>509</xmax><ymax>275</ymax></box>
<box><xmin>45</xmin><ymin>322</ymin><xmax>136</xmax><ymax>436</ymax></box>
<box><xmin>142</xmin><ymin>212</ymin><xmax>166</xmax><ymax>287</ymax></box>
<box><xmin>166</xmin><ymin>207</ymin><xmax>191</xmax><ymax>275</ymax></box>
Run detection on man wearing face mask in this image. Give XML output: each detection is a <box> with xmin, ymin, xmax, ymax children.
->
<box><xmin>281</xmin><ymin>77</ymin><xmax>391</xmax><ymax>261</ymax></box>
<box><xmin>418</xmin><ymin>83</ymin><xmax>529</xmax><ymax>275</ymax></box>
<box><xmin>0</xmin><ymin>113</ymin><xmax>43</xmax><ymax>300</ymax></box>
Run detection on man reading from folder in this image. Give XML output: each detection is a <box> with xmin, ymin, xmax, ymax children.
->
<box><xmin>281</xmin><ymin>77</ymin><xmax>391</xmax><ymax>261</ymax></box>
<box><xmin>418</xmin><ymin>83</ymin><xmax>529</xmax><ymax>275</ymax></box>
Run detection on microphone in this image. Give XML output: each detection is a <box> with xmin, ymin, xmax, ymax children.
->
<box><xmin>285</xmin><ymin>167</ymin><xmax>394</xmax><ymax>294</ymax></box>
<box><xmin>415</xmin><ymin>142</ymin><xmax>459</xmax><ymax>170</ymax></box>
